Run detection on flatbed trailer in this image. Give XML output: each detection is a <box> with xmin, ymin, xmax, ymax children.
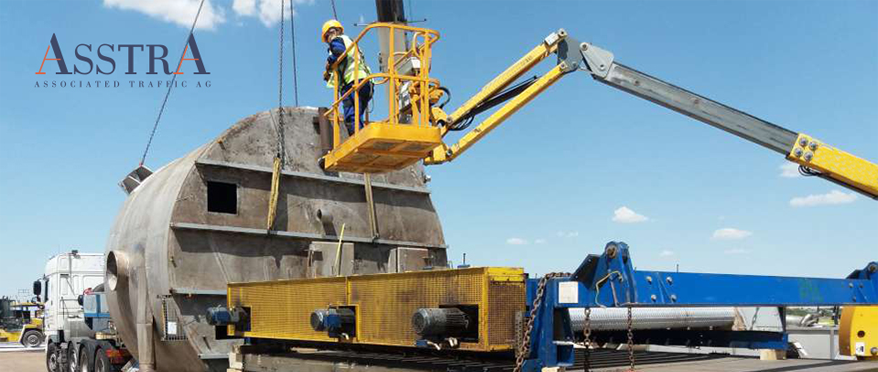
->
<box><xmin>225</xmin><ymin>347</ymin><xmax>875</xmax><ymax>372</ymax></box>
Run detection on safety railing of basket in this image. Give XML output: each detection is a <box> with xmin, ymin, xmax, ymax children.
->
<box><xmin>324</xmin><ymin>23</ymin><xmax>442</xmax><ymax>149</ymax></box>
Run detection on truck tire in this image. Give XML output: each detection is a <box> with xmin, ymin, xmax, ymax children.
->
<box><xmin>46</xmin><ymin>342</ymin><xmax>61</xmax><ymax>372</ymax></box>
<box><xmin>93</xmin><ymin>348</ymin><xmax>111</xmax><ymax>372</ymax></box>
<box><xmin>68</xmin><ymin>345</ymin><xmax>79</xmax><ymax>372</ymax></box>
<box><xmin>21</xmin><ymin>330</ymin><xmax>44</xmax><ymax>348</ymax></box>
<box><xmin>79</xmin><ymin>347</ymin><xmax>91</xmax><ymax>372</ymax></box>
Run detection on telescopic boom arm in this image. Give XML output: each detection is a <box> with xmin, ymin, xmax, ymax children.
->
<box><xmin>427</xmin><ymin>29</ymin><xmax>878</xmax><ymax>199</ymax></box>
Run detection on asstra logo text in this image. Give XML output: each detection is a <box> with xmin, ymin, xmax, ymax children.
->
<box><xmin>35</xmin><ymin>33</ymin><xmax>211</xmax><ymax>89</ymax></box>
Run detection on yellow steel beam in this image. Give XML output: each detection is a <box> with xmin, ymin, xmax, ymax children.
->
<box><xmin>787</xmin><ymin>134</ymin><xmax>878</xmax><ymax>199</ymax></box>
<box><xmin>426</xmin><ymin>63</ymin><xmax>569</xmax><ymax>164</ymax></box>
<box><xmin>441</xmin><ymin>31</ymin><xmax>564</xmax><ymax>137</ymax></box>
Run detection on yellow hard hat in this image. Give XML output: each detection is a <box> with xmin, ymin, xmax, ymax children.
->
<box><xmin>321</xmin><ymin>20</ymin><xmax>343</xmax><ymax>42</ymax></box>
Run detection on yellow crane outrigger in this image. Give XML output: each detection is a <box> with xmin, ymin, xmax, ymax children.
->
<box><xmin>320</xmin><ymin>24</ymin><xmax>878</xmax><ymax>200</ymax></box>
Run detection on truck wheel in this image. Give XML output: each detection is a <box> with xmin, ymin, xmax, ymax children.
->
<box><xmin>46</xmin><ymin>343</ymin><xmax>60</xmax><ymax>372</ymax></box>
<box><xmin>93</xmin><ymin>349</ymin><xmax>111</xmax><ymax>372</ymax></box>
<box><xmin>68</xmin><ymin>346</ymin><xmax>79</xmax><ymax>372</ymax></box>
<box><xmin>79</xmin><ymin>347</ymin><xmax>91</xmax><ymax>372</ymax></box>
<box><xmin>21</xmin><ymin>330</ymin><xmax>44</xmax><ymax>348</ymax></box>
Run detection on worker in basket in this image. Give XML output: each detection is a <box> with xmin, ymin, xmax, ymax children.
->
<box><xmin>322</xmin><ymin>19</ymin><xmax>373</xmax><ymax>136</ymax></box>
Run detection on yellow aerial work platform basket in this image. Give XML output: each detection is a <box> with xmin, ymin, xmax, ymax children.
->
<box><xmin>322</xmin><ymin>23</ymin><xmax>445</xmax><ymax>173</ymax></box>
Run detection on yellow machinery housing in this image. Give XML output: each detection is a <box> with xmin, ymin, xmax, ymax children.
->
<box><xmin>227</xmin><ymin>267</ymin><xmax>525</xmax><ymax>352</ymax></box>
<box><xmin>840</xmin><ymin>306</ymin><xmax>878</xmax><ymax>360</ymax></box>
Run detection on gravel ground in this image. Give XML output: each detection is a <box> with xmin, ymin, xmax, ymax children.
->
<box><xmin>0</xmin><ymin>346</ymin><xmax>44</xmax><ymax>372</ymax></box>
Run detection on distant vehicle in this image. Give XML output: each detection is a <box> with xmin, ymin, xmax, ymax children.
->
<box><xmin>36</xmin><ymin>250</ymin><xmax>132</xmax><ymax>372</ymax></box>
<box><xmin>0</xmin><ymin>296</ymin><xmax>44</xmax><ymax>347</ymax></box>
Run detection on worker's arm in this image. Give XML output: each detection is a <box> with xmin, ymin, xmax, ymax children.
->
<box><xmin>324</xmin><ymin>37</ymin><xmax>347</xmax><ymax>82</ymax></box>
<box><xmin>326</xmin><ymin>37</ymin><xmax>346</xmax><ymax>66</ymax></box>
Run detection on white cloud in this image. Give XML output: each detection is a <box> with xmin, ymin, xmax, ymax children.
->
<box><xmin>556</xmin><ymin>231</ymin><xmax>579</xmax><ymax>238</ymax></box>
<box><xmin>612</xmin><ymin>206</ymin><xmax>649</xmax><ymax>223</ymax></box>
<box><xmin>712</xmin><ymin>228</ymin><xmax>752</xmax><ymax>240</ymax></box>
<box><xmin>506</xmin><ymin>238</ymin><xmax>528</xmax><ymax>245</ymax></box>
<box><xmin>534</xmin><ymin>239</ymin><xmax>547</xmax><ymax>245</ymax></box>
<box><xmin>232</xmin><ymin>0</ymin><xmax>257</xmax><ymax>16</ymax></box>
<box><xmin>103</xmin><ymin>0</ymin><xmax>317</xmax><ymax>30</ymax></box>
<box><xmin>103</xmin><ymin>0</ymin><xmax>226</xmax><ymax>30</ymax></box>
<box><xmin>790</xmin><ymin>190</ymin><xmax>857</xmax><ymax>207</ymax></box>
<box><xmin>659</xmin><ymin>250</ymin><xmax>675</xmax><ymax>257</ymax></box>
<box><xmin>779</xmin><ymin>163</ymin><xmax>801</xmax><ymax>178</ymax></box>
<box><xmin>256</xmin><ymin>0</ymin><xmax>289</xmax><ymax>27</ymax></box>
<box><xmin>232</xmin><ymin>0</ymin><xmax>312</xmax><ymax>27</ymax></box>
<box><xmin>724</xmin><ymin>248</ymin><xmax>750</xmax><ymax>255</ymax></box>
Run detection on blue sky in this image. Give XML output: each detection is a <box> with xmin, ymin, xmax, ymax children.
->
<box><xmin>0</xmin><ymin>0</ymin><xmax>876</xmax><ymax>297</ymax></box>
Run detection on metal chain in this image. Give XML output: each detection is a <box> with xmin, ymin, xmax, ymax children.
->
<box><xmin>583</xmin><ymin>307</ymin><xmax>592</xmax><ymax>371</ymax></box>
<box><xmin>514</xmin><ymin>272</ymin><xmax>570</xmax><ymax>372</ymax></box>
<box><xmin>627</xmin><ymin>305</ymin><xmax>635</xmax><ymax>371</ymax></box>
<box><xmin>288</xmin><ymin>0</ymin><xmax>299</xmax><ymax>106</ymax></box>
<box><xmin>276</xmin><ymin>0</ymin><xmax>286</xmax><ymax>161</ymax></box>
<box><xmin>140</xmin><ymin>0</ymin><xmax>205</xmax><ymax>166</ymax></box>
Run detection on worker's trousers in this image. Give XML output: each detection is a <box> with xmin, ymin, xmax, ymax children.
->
<box><xmin>341</xmin><ymin>81</ymin><xmax>373</xmax><ymax>136</ymax></box>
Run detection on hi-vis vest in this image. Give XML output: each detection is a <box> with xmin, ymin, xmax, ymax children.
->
<box><xmin>326</xmin><ymin>35</ymin><xmax>371</xmax><ymax>89</ymax></box>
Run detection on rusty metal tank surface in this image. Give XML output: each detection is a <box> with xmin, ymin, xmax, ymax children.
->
<box><xmin>105</xmin><ymin>107</ymin><xmax>447</xmax><ymax>371</ymax></box>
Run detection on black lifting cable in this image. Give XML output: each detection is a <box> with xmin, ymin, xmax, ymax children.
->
<box><xmin>289</xmin><ymin>0</ymin><xmax>299</xmax><ymax>106</ymax></box>
<box><xmin>278</xmin><ymin>0</ymin><xmax>285</xmax><ymax>114</ymax></box>
<box><xmin>140</xmin><ymin>0</ymin><xmax>206</xmax><ymax>166</ymax></box>
<box><xmin>330</xmin><ymin>0</ymin><xmax>339</xmax><ymax>20</ymax></box>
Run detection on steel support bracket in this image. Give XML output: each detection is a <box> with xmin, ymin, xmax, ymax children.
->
<box><xmin>579</xmin><ymin>42</ymin><xmax>614</xmax><ymax>78</ymax></box>
<box><xmin>571</xmin><ymin>242</ymin><xmax>637</xmax><ymax>306</ymax></box>
<box><xmin>556</xmin><ymin>36</ymin><xmax>584</xmax><ymax>73</ymax></box>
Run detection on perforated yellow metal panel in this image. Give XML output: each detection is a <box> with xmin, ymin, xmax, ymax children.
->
<box><xmin>486</xmin><ymin>279</ymin><xmax>527</xmax><ymax>347</ymax></box>
<box><xmin>227</xmin><ymin>267</ymin><xmax>525</xmax><ymax>352</ymax></box>
<box><xmin>227</xmin><ymin>277</ymin><xmax>346</xmax><ymax>341</ymax></box>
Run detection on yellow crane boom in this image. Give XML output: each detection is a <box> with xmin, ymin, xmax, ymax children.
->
<box><xmin>428</xmin><ymin>29</ymin><xmax>878</xmax><ymax>199</ymax></box>
<box><xmin>321</xmin><ymin>24</ymin><xmax>878</xmax><ymax>200</ymax></box>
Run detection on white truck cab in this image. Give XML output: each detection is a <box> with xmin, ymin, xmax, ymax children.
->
<box><xmin>35</xmin><ymin>250</ymin><xmax>105</xmax><ymax>372</ymax></box>
<box><xmin>38</xmin><ymin>250</ymin><xmax>104</xmax><ymax>339</ymax></box>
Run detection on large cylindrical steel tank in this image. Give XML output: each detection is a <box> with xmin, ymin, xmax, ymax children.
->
<box><xmin>105</xmin><ymin>107</ymin><xmax>447</xmax><ymax>371</ymax></box>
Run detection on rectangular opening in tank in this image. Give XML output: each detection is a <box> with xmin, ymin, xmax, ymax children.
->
<box><xmin>207</xmin><ymin>181</ymin><xmax>237</xmax><ymax>214</ymax></box>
